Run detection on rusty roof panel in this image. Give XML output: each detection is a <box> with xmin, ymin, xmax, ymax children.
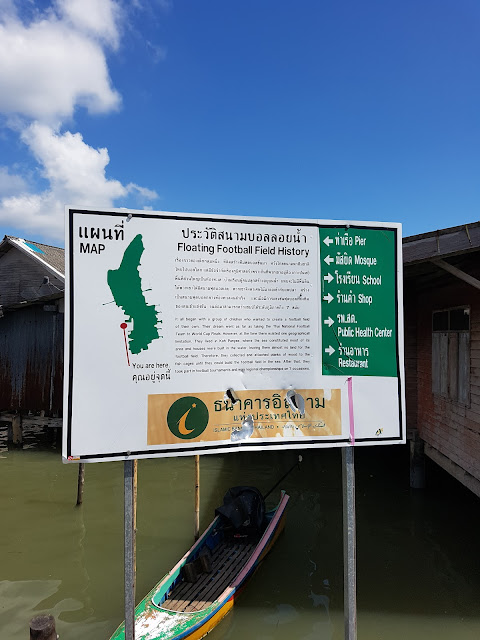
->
<box><xmin>403</xmin><ymin>222</ymin><xmax>480</xmax><ymax>264</ymax></box>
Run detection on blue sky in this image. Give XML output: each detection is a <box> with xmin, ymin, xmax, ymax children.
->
<box><xmin>0</xmin><ymin>0</ymin><xmax>478</xmax><ymax>246</ymax></box>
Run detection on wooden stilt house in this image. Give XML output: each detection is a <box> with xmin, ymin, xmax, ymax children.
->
<box><xmin>0</xmin><ymin>235</ymin><xmax>65</xmax><ymax>418</ymax></box>
<box><xmin>403</xmin><ymin>222</ymin><xmax>480</xmax><ymax>497</ymax></box>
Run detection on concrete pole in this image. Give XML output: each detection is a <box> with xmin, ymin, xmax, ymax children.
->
<box><xmin>124</xmin><ymin>459</ymin><xmax>137</xmax><ymax>640</ymax></box>
<box><xmin>194</xmin><ymin>455</ymin><xmax>200</xmax><ymax>540</ymax></box>
<box><xmin>342</xmin><ymin>446</ymin><xmax>357</xmax><ymax>640</ymax></box>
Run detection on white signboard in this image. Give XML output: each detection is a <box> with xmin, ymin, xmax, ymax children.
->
<box><xmin>63</xmin><ymin>208</ymin><xmax>405</xmax><ymax>462</ymax></box>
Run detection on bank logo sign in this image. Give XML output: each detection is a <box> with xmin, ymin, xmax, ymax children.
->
<box><xmin>167</xmin><ymin>397</ymin><xmax>209</xmax><ymax>440</ymax></box>
<box><xmin>148</xmin><ymin>389</ymin><xmax>343</xmax><ymax>447</ymax></box>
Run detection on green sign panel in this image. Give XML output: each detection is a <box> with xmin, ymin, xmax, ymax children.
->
<box><xmin>320</xmin><ymin>227</ymin><xmax>398</xmax><ymax>377</ymax></box>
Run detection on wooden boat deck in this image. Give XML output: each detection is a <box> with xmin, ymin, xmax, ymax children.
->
<box><xmin>162</xmin><ymin>542</ymin><xmax>255</xmax><ymax>613</ymax></box>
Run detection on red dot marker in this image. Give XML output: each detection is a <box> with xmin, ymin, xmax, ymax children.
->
<box><xmin>120</xmin><ymin>323</ymin><xmax>130</xmax><ymax>366</ymax></box>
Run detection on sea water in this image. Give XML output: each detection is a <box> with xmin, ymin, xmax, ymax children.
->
<box><xmin>1</xmin><ymin>425</ymin><xmax>479</xmax><ymax>640</ymax></box>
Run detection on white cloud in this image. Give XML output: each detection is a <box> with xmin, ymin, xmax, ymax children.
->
<box><xmin>23</xmin><ymin>123</ymin><xmax>127</xmax><ymax>203</ymax></box>
<box><xmin>0</xmin><ymin>2</ymin><xmax>161</xmax><ymax>243</ymax></box>
<box><xmin>0</xmin><ymin>124</ymin><xmax>158</xmax><ymax>240</ymax></box>
<box><xmin>156</xmin><ymin>0</ymin><xmax>172</xmax><ymax>10</ymax></box>
<box><xmin>57</xmin><ymin>0</ymin><xmax>121</xmax><ymax>49</ymax></box>
<box><xmin>0</xmin><ymin>11</ymin><xmax>120</xmax><ymax>123</ymax></box>
<box><xmin>0</xmin><ymin>0</ymin><xmax>16</xmax><ymax>19</ymax></box>
<box><xmin>146</xmin><ymin>40</ymin><xmax>167</xmax><ymax>63</ymax></box>
<box><xmin>0</xmin><ymin>167</ymin><xmax>28</xmax><ymax>196</ymax></box>
<box><xmin>125</xmin><ymin>184</ymin><xmax>159</xmax><ymax>201</ymax></box>
<box><xmin>0</xmin><ymin>191</ymin><xmax>66</xmax><ymax>240</ymax></box>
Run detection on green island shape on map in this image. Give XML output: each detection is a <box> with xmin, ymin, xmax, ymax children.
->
<box><xmin>107</xmin><ymin>234</ymin><xmax>160</xmax><ymax>355</ymax></box>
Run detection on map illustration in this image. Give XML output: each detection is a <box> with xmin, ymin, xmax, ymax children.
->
<box><xmin>107</xmin><ymin>234</ymin><xmax>161</xmax><ymax>354</ymax></box>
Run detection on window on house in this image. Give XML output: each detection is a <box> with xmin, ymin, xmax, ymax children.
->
<box><xmin>432</xmin><ymin>307</ymin><xmax>470</xmax><ymax>404</ymax></box>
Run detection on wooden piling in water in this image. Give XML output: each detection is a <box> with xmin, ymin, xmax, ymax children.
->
<box><xmin>76</xmin><ymin>463</ymin><xmax>85</xmax><ymax>506</ymax></box>
<box><xmin>410</xmin><ymin>431</ymin><xmax>426</xmax><ymax>489</ymax></box>
<box><xmin>12</xmin><ymin>414</ymin><xmax>23</xmax><ymax>446</ymax></box>
<box><xmin>29</xmin><ymin>614</ymin><xmax>57</xmax><ymax>639</ymax></box>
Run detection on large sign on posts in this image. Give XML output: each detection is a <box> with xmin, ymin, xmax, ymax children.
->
<box><xmin>63</xmin><ymin>208</ymin><xmax>405</xmax><ymax>462</ymax></box>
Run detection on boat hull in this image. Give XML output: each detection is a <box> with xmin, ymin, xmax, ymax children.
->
<box><xmin>110</xmin><ymin>491</ymin><xmax>289</xmax><ymax>640</ymax></box>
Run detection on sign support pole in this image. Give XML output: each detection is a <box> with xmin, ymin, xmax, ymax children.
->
<box><xmin>342</xmin><ymin>446</ymin><xmax>357</xmax><ymax>640</ymax></box>
<box><xmin>124</xmin><ymin>459</ymin><xmax>137</xmax><ymax>640</ymax></box>
<box><xmin>194</xmin><ymin>455</ymin><xmax>200</xmax><ymax>540</ymax></box>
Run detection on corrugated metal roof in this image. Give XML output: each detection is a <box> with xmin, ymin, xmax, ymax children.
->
<box><xmin>0</xmin><ymin>236</ymin><xmax>65</xmax><ymax>278</ymax></box>
<box><xmin>403</xmin><ymin>221</ymin><xmax>480</xmax><ymax>264</ymax></box>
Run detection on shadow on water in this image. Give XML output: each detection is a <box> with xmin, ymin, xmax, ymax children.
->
<box><xmin>1</xmin><ymin>435</ymin><xmax>480</xmax><ymax>640</ymax></box>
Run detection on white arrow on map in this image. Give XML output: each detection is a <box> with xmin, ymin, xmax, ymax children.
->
<box><xmin>323</xmin><ymin>273</ymin><xmax>334</xmax><ymax>283</ymax></box>
<box><xmin>324</xmin><ymin>255</ymin><xmax>334</xmax><ymax>265</ymax></box>
<box><xmin>323</xmin><ymin>293</ymin><xmax>334</xmax><ymax>303</ymax></box>
<box><xmin>323</xmin><ymin>236</ymin><xmax>333</xmax><ymax>246</ymax></box>
<box><xmin>324</xmin><ymin>345</ymin><xmax>335</xmax><ymax>356</ymax></box>
<box><xmin>324</xmin><ymin>316</ymin><xmax>334</xmax><ymax>327</ymax></box>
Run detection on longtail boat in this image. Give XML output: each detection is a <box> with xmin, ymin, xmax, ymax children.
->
<box><xmin>110</xmin><ymin>487</ymin><xmax>289</xmax><ymax>640</ymax></box>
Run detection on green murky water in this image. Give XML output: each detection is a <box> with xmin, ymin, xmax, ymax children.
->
<box><xmin>1</xmin><ymin>425</ymin><xmax>480</xmax><ymax>639</ymax></box>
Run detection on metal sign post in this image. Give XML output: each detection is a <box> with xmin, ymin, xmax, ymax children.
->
<box><xmin>194</xmin><ymin>455</ymin><xmax>200</xmax><ymax>540</ymax></box>
<box><xmin>124</xmin><ymin>459</ymin><xmax>137</xmax><ymax>640</ymax></box>
<box><xmin>342</xmin><ymin>446</ymin><xmax>357</xmax><ymax>640</ymax></box>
